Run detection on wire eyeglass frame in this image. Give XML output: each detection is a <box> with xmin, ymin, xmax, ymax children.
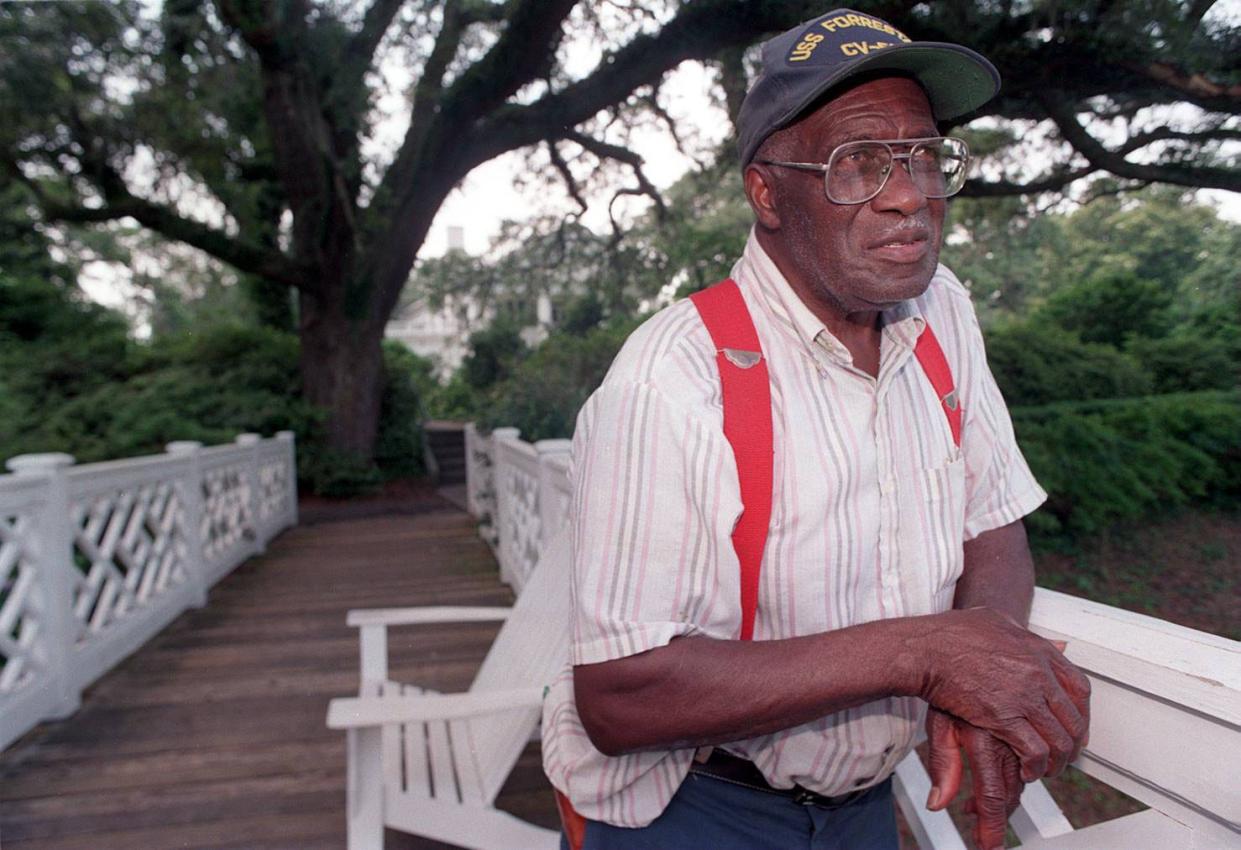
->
<box><xmin>758</xmin><ymin>136</ymin><xmax>970</xmax><ymax>205</ymax></box>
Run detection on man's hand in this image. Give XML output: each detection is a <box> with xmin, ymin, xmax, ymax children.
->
<box><xmin>914</xmin><ymin>608</ymin><xmax>1090</xmax><ymax>783</ymax></box>
<box><xmin>926</xmin><ymin>708</ymin><xmax>1022</xmax><ymax>850</ymax></box>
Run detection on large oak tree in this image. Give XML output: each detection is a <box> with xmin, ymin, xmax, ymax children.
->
<box><xmin>3</xmin><ymin>0</ymin><xmax>1237</xmax><ymax>462</ymax></box>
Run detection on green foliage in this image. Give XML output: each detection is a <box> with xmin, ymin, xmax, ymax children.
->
<box><xmin>372</xmin><ymin>341</ymin><xmax>427</xmax><ymax>480</ymax></box>
<box><xmin>421</xmin><ymin>374</ymin><xmax>483</xmax><ymax>422</ymax></box>
<box><xmin>942</xmin><ymin>188</ymin><xmax>1241</xmax><ymax>327</ymax></box>
<box><xmin>0</xmin><ymin>307</ymin><xmax>428</xmax><ymax>496</ymax></box>
<box><xmin>15</xmin><ymin>324</ymin><xmax>318</xmax><ymax>463</ymax></box>
<box><xmin>408</xmin><ymin>219</ymin><xmax>662</xmax><ymax>340</ymax></box>
<box><xmin>1128</xmin><ymin>324</ymin><xmax>1241</xmax><ymax>394</ymax></box>
<box><xmin>0</xmin><ymin>201</ymin><xmax>138</xmax><ymax>440</ymax></box>
<box><xmin>476</xmin><ymin>318</ymin><xmax>641</xmax><ymax>441</ymax></box>
<box><xmin>462</xmin><ymin>314</ymin><xmax>528</xmax><ymax>390</ymax></box>
<box><xmin>983</xmin><ymin>321</ymin><xmax>1151</xmax><ymax>406</ymax></box>
<box><xmin>299</xmin><ymin>448</ymin><xmax>383</xmax><ymax>498</ymax></box>
<box><xmin>941</xmin><ymin>195</ymin><xmax>1065</xmax><ymax>324</ymax></box>
<box><xmin>1038</xmin><ymin>270</ymin><xmax>1173</xmax><ymax>349</ymax></box>
<box><xmin>1015</xmin><ymin>392</ymin><xmax>1241</xmax><ymax>537</ymax></box>
<box><xmin>650</xmin><ymin>155</ymin><xmax>750</xmax><ymax>298</ymax></box>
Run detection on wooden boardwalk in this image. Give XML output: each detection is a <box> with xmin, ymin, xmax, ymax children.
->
<box><xmin>0</xmin><ymin>497</ymin><xmax>560</xmax><ymax>849</ymax></box>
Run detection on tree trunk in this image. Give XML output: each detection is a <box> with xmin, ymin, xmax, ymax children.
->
<box><xmin>298</xmin><ymin>290</ymin><xmax>386</xmax><ymax>463</ymax></box>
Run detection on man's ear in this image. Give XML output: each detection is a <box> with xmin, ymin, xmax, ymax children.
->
<box><xmin>743</xmin><ymin>164</ymin><xmax>782</xmax><ymax>231</ymax></box>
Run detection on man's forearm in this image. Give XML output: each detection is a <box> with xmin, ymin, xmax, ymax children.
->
<box><xmin>574</xmin><ymin>616</ymin><xmax>929</xmax><ymax>756</ymax></box>
<box><xmin>955</xmin><ymin>519</ymin><xmax>1035</xmax><ymax>624</ymax></box>
<box><xmin>573</xmin><ymin>596</ymin><xmax>1087</xmax><ymax>775</ymax></box>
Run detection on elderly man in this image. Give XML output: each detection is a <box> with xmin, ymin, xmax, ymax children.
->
<box><xmin>542</xmin><ymin>9</ymin><xmax>1090</xmax><ymax>850</ymax></box>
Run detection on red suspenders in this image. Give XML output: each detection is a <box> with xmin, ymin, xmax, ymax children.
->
<box><xmin>690</xmin><ymin>278</ymin><xmax>961</xmax><ymax>639</ymax></box>
<box><xmin>688</xmin><ymin>280</ymin><xmax>775</xmax><ymax>641</ymax></box>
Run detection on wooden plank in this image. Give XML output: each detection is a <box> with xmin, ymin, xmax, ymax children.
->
<box><xmin>1</xmin><ymin>770</ymin><xmax>343</xmax><ymax>841</ymax></box>
<box><xmin>402</xmin><ymin>687</ymin><xmax>431</xmax><ymax>798</ymax></box>
<box><xmin>0</xmin><ymin>809</ymin><xmax>345</xmax><ymax>850</ymax></box>
<box><xmin>0</xmin><ymin>739</ymin><xmax>342</xmax><ymax>800</ymax></box>
<box><xmin>426</xmin><ymin>716</ymin><xmax>460</xmax><ymax>803</ymax></box>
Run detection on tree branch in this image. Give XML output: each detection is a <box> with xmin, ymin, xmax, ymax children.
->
<box><xmin>1123</xmin><ymin>62</ymin><xmax>1241</xmax><ymax>114</ymax></box>
<box><xmin>441</xmin><ymin>0</ymin><xmax>579</xmax><ymax>125</ymax></box>
<box><xmin>466</xmin><ymin>0</ymin><xmax>829</xmax><ymax>163</ymax></box>
<box><xmin>960</xmin><ymin>165</ymin><xmax>1097</xmax><ymax>198</ymax></box>
<box><xmin>547</xmin><ymin>140</ymin><xmax>588</xmax><ymax>216</ymax></box>
<box><xmin>566</xmin><ymin>130</ymin><xmax>666</xmax><ymax>219</ymax></box>
<box><xmin>640</xmin><ymin>82</ymin><xmax>704</xmax><ymax>167</ymax></box>
<box><xmin>214</xmin><ymin>0</ymin><xmax>287</xmax><ymax>64</ymax></box>
<box><xmin>40</xmin><ymin>192</ymin><xmax>310</xmax><ymax>289</ymax></box>
<box><xmin>1040</xmin><ymin>91</ymin><xmax>1241</xmax><ymax>192</ymax></box>
<box><xmin>363</xmin><ymin>0</ymin><xmax>468</xmax><ymax>232</ymax></box>
<box><xmin>340</xmin><ymin>0</ymin><xmax>408</xmax><ymax>92</ymax></box>
<box><xmin>1117</xmin><ymin>125</ymin><xmax>1241</xmax><ymax>155</ymax></box>
<box><xmin>715</xmin><ymin>45</ymin><xmax>748</xmax><ymax>133</ymax></box>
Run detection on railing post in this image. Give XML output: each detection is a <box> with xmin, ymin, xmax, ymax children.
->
<box><xmin>535</xmin><ymin>439</ymin><xmax>571</xmax><ymax>555</ymax></box>
<box><xmin>489</xmin><ymin>428</ymin><xmax>520</xmax><ymax>585</ymax></box>
<box><xmin>464</xmin><ymin>422</ymin><xmax>480</xmax><ymax>518</ymax></box>
<box><xmin>6</xmin><ymin>453</ymin><xmax>83</xmax><ymax>718</ymax></box>
<box><xmin>276</xmin><ymin>430</ymin><xmax>298</xmax><ymax>529</ymax></box>
<box><xmin>166</xmin><ymin>441</ymin><xmax>208</xmax><ymax>608</ymax></box>
<box><xmin>235</xmin><ymin>433</ymin><xmax>263</xmax><ymax>555</ymax></box>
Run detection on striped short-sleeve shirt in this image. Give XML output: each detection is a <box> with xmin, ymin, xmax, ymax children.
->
<box><xmin>541</xmin><ymin>232</ymin><xmax>1046</xmax><ymax>827</ymax></box>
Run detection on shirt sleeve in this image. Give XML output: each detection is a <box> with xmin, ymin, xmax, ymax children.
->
<box><xmin>569</xmin><ymin>378</ymin><xmax>744</xmax><ymax>666</ymax></box>
<box><xmin>956</xmin><ymin>297</ymin><xmax>1048</xmax><ymax>541</ymax></box>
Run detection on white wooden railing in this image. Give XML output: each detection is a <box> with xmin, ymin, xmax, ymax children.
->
<box><xmin>0</xmin><ymin>432</ymin><xmax>297</xmax><ymax>752</ymax></box>
<box><xmin>465</xmin><ymin>423</ymin><xmax>1241</xmax><ymax>850</ymax></box>
<box><xmin>465</xmin><ymin>424</ymin><xmax>570</xmax><ymax>592</ymax></box>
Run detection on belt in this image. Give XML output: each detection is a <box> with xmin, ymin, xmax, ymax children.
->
<box><xmin>687</xmin><ymin>749</ymin><xmax>874</xmax><ymax>809</ymax></box>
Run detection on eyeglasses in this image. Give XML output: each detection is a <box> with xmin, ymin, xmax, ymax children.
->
<box><xmin>758</xmin><ymin>136</ymin><xmax>970</xmax><ymax>205</ymax></box>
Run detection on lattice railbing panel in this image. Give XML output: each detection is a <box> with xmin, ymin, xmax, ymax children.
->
<box><xmin>499</xmin><ymin>460</ymin><xmax>541</xmax><ymax>589</ymax></box>
<box><xmin>70</xmin><ymin>482</ymin><xmax>188</xmax><ymax>643</ymax></box>
<box><xmin>256</xmin><ymin>450</ymin><xmax>290</xmax><ymax>528</ymax></box>
<box><xmin>466</xmin><ymin>425</ymin><xmax>496</xmax><ymax>526</ymax></box>
<box><xmin>0</xmin><ymin>510</ymin><xmax>47</xmax><ymax>696</ymax></box>
<box><xmin>201</xmin><ymin>460</ymin><xmax>255</xmax><ymax>569</ymax></box>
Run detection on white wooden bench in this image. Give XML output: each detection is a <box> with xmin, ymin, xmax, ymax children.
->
<box><xmin>326</xmin><ymin>532</ymin><xmax>571</xmax><ymax>849</ymax></box>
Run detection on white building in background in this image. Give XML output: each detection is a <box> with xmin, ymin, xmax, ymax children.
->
<box><xmin>384</xmin><ymin>226</ymin><xmax>555</xmax><ymax>378</ymax></box>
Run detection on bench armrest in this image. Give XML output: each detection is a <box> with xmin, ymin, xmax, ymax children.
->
<box><xmin>347</xmin><ymin>606</ymin><xmax>513</xmax><ymax>628</ymax></box>
<box><xmin>327</xmin><ymin>686</ymin><xmax>545</xmax><ymax>729</ymax></box>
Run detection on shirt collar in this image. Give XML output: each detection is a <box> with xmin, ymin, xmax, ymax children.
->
<box><xmin>736</xmin><ymin>229</ymin><xmax>927</xmax><ymax>363</ymax></box>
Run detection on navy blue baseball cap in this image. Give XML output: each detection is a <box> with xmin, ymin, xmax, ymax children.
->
<box><xmin>737</xmin><ymin>9</ymin><xmax>1000</xmax><ymax>166</ymax></box>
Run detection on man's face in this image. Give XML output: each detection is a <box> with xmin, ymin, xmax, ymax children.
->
<box><xmin>757</xmin><ymin>76</ymin><xmax>947</xmax><ymax>318</ymax></box>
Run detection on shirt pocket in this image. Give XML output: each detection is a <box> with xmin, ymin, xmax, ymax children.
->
<box><xmin>899</xmin><ymin>456</ymin><xmax>966</xmax><ymax>614</ymax></box>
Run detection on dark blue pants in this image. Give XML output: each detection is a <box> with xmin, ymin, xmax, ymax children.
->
<box><xmin>569</xmin><ymin>774</ymin><xmax>898</xmax><ymax>850</ymax></box>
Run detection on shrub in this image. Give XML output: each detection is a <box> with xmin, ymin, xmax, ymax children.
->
<box><xmin>373</xmin><ymin>341</ymin><xmax>427</xmax><ymax>481</ymax></box>
<box><xmin>20</xmin><ymin>324</ymin><xmax>320</xmax><ymax>462</ymax></box>
<box><xmin>1037</xmin><ymin>270</ymin><xmax>1172</xmax><ymax>349</ymax></box>
<box><xmin>1013</xmin><ymin>391</ymin><xmax>1241</xmax><ymax>537</ymax></box>
<box><xmin>1127</xmin><ymin>322</ymin><xmax>1240</xmax><ymax>394</ymax></box>
<box><xmin>1</xmin><ymin>320</ymin><xmax>430</xmax><ymax>497</ymax></box>
<box><xmin>984</xmin><ymin>321</ymin><xmax>1151</xmax><ymax>406</ymax></box>
<box><xmin>477</xmin><ymin>317</ymin><xmax>640</xmax><ymax>441</ymax></box>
